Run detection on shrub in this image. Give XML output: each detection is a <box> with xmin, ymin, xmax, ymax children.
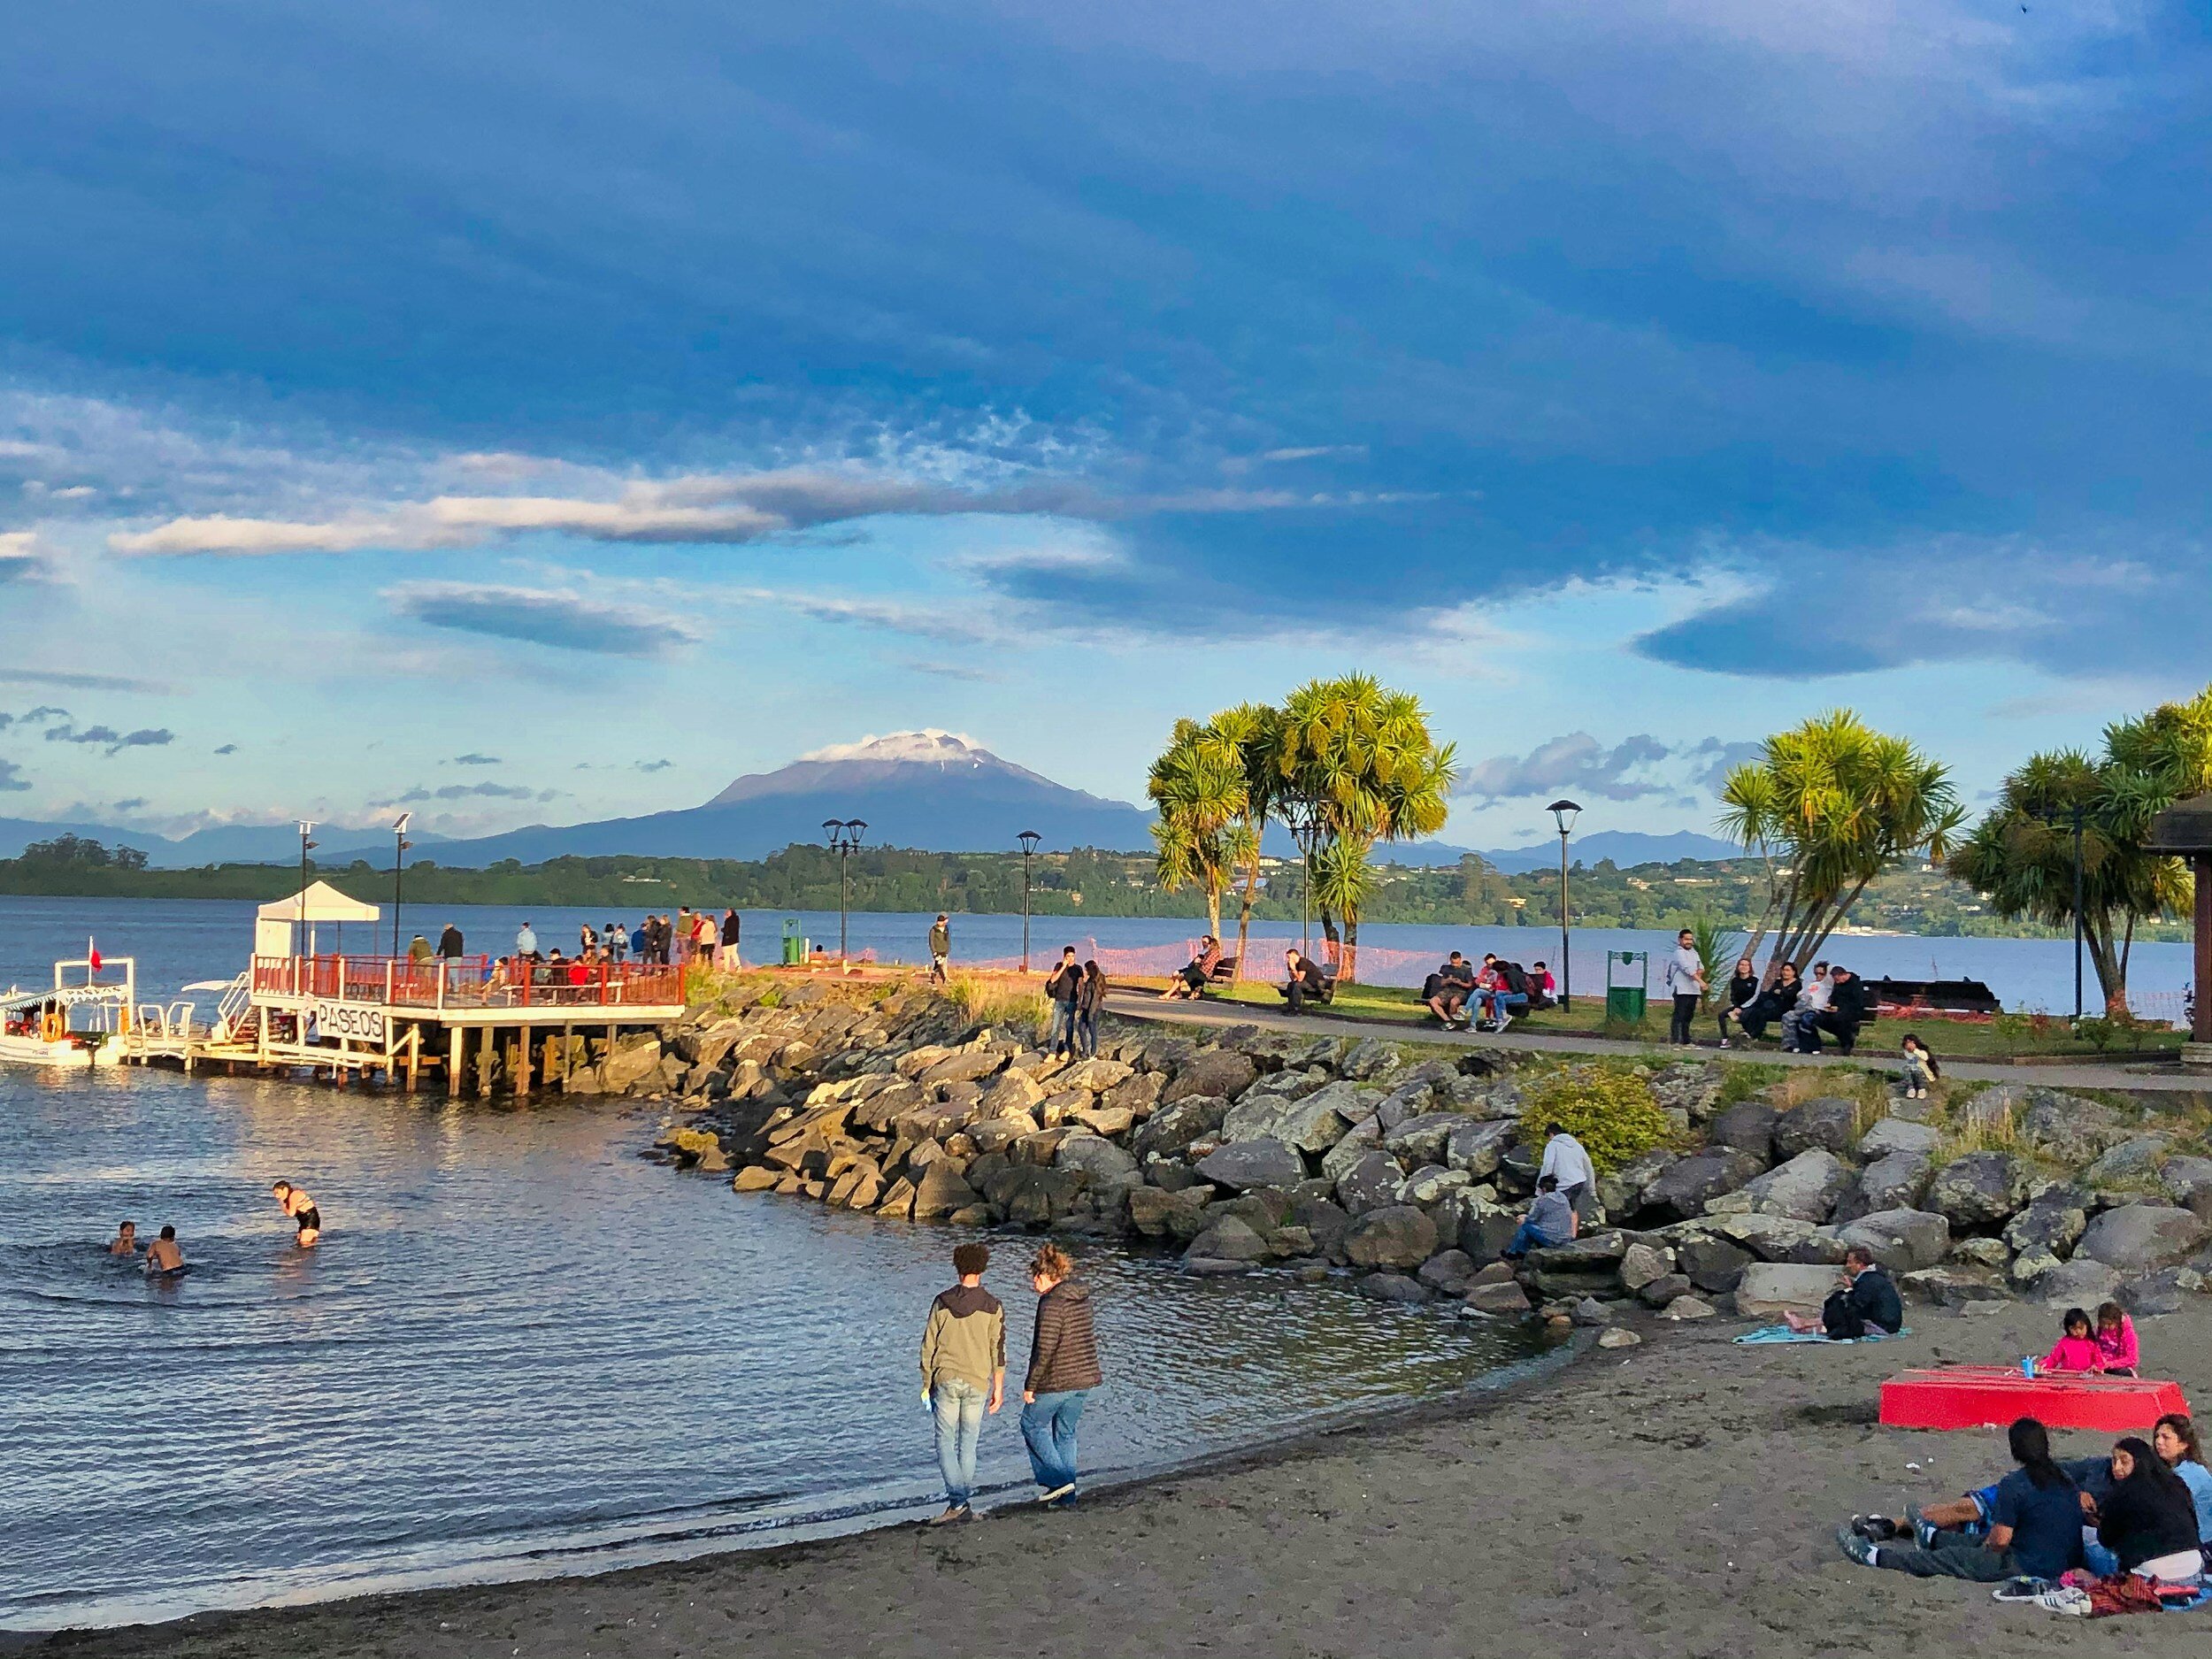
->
<box><xmin>1711</xmin><ymin>1061</ymin><xmax>1787</xmax><ymax>1110</ymax></box>
<box><xmin>1520</xmin><ymin>1065</ymin><xmax>1675</xmax><ymax>1173</ymax></box>
<box><xmin>944</xmin><ymin>972</ymin><xmax>1048</xmax><ymax>1040</ymax></box>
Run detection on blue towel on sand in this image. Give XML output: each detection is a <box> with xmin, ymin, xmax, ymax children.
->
<box><xmin>1732</xmin><ymin>1324</ymin><xmax>1909</xmax><ymax>1346</ymax></box>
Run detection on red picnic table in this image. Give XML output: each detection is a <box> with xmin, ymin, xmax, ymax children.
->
<box><xmin>1879</xmin><ymin>1365</ymin><xmax>2189</xmax><ymax>1432</ymax></box>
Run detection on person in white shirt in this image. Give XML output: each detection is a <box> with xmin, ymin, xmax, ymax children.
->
<box><xmin>1661</xmin><ymin>928</ymin><xmax>1705</xmax><ymax>1046</ymax></box>
<box><xmin>1781</xmin><ymin>961</ymin><xmax>1832</xmax><ymax>1052</ymax></box>
<box><xmin>1538</xmin><ymin>1122</ymin><xmax>1598</xmax><ymax>1223</ymax></box>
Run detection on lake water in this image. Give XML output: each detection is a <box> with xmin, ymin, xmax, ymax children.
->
<box><xmin>0</xmin><ymin>896</ymin><xmax>1548</xmax><ymax>1632</ymax></box>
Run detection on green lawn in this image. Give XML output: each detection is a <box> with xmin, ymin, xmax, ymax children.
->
<box><xmin>1147</xmin><ymin>975</ymin><xmax>2184</xmax><ymax>1063</ymax></box>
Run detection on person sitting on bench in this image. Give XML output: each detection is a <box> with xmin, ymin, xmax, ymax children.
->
<box><xmin>1797</xmin><ymin>964</ymin><xmax>1869</xmax><ymax>1055</ymax></box>
<box><xmin>1164</xmin><ymin>935</ymin><xmax>1222</xmax><ymax>1000</ymax></box>
<box><xmin>1279</xmin><ymin>949</ymin><xmax>1326</xmax><ymax>1016</ymax></box>
<box><xmin>1422</xmin><ymin>952</ymin><xmax>1476</xmax><ymax>1027</ymax></box>
<box><xmin>1783</xmin><ymin>1245</ymin><xmax>1901</xmax><ymax>1339</ymax></box>
<box><xmin>1476</xmin><ymin>959</ymin><xmax>1533</xmax><ymax>1032</ymax></box>
<box><xmin>1727</xmin><ymin>961</ymin><xmax>1800</xmax><ymax>1046</ymax></box>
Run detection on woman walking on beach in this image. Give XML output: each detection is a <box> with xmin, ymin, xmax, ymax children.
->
<box><xmin>1022</xmin><ymin>1244</ymin><xmax>1101</xmax><ymax>1508</ymax></box>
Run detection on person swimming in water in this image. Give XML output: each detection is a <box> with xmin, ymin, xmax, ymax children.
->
<box><xmin>272</xmin><ymin>1180</ymin><xmax>322</xmax><ymax>1247</ymax></box>
<box><xmin>109</xmin><ymin>1220</ymin><xmax>138</xmax><ymax>1256</ymax></box>
<box><xmin>144</xmin><ymin>1224</ymin><xmax>185</xmax><ymax>1274</ymax></box>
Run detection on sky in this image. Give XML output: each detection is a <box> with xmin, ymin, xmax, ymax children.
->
<box><xmin>3</xmin><ymin>0</ymin><xmax>2209</xmax><ymax>851</ymax></box>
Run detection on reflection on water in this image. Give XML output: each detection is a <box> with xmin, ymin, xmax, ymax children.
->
<box><xmin>0</xmin><ymin>1064</ymin><xmax>1540</xmax><ymax>1630</ymax></box>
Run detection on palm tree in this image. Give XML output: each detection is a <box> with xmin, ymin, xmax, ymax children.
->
<box><xmin>1146</xmin><ymin>718</ymin><xmax>1243</xmax><ymax>942</ymax></box>
<box><xmin>1717</xmin><ymin>710</ymin><xmax>1962</xmax><ymax>983</ymax></box>
<box><xmin>1199</xmin><ymin>702</ymin><xmax>1280</xmax><ymax>981</ymax></box>
<box><xmin>1273</xmin><ymin>674</ymin><xmax>1456</xmax><ymax>981</ymax></box>
<box><xmin>1948</xmin><ymin>685</ymin><xmax>2212</xmax><ymax>1013</ymax></box>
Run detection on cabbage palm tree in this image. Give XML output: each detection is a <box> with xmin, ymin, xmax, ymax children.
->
<box><xmin>1717</xmin><ymin>710</ymin><xmax>1962</xmax><ymax>982</ymax></box>
<box><xmin>1146</xmin><ymin>718</ymin><xmax>1243</xmax><ymax>942</ymax></box>
<box><xmin>1200</xmin><ymin>701</ymin><xmax>1280</xmax><ymax>980</ymax></box>
<box><xmin>1274</xmin><ymin>674</ymin><xmax>1456</xmax><ymax>980</ymax></box>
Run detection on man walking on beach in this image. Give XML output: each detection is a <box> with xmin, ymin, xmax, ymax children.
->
<box><xmin>919</xmin><ymin>1241</ymin><xmax>1005</xmax><ymax>1525</ymax></box>
<box><xmin>1046</xmin><ymin>947</ymin><xmax>1082</xmax><ymax>1057</ymax></box>
<box><xmin>1022</xmin><ymin>1243</ymin><xmax>1102</xmax><ymax>1507</ymax></box>
<box><xmin>1663</xmin><ymin>927</ymin><xmax>1704</xmax><ymax>1045</ymax></box>
<box><xmin>929</xmin><ymin>914</ymin><xmax>951</xmax><ymax>986</ymax></box>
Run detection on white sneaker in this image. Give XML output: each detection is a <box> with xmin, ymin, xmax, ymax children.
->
<box><xmin>2032</xmin><ymin>1586</ymin><xmax>2091</xmax><ymax>1616</ymax></box>
<box><xmin>1493</xmin><ymin>1011</ymin><xmax>1512</xmax><ymax>1033</ymax></box>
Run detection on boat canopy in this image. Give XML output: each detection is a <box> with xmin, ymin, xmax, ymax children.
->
<box><xmin>0</xmin><ymin>982</ymin><xmax>131</xmax><ymax>1013</ymax></box>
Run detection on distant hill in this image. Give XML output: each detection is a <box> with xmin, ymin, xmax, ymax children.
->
<box><xmin>396</xmin><ymin>731</ymin><xmax>1161</xmax><ymax>865</ymax></box>
<box><xmin>0</xmin><ymin>817</ymin><xmax>441</xmax><ymax>869</ymax></box>
<box><xmin>1475</xmin><ymin>830</ymin><xmax>1742</xmax><ymax>873</ymax></box>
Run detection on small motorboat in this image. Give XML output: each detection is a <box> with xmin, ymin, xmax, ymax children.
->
<box><xmin>0</xmin><ymin>953</ymin><xmax>136</xmax><ymax>1068</ymax></box>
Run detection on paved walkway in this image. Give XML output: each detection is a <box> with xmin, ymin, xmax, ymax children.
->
<box><xmin>1102</xmin><ymin>991</ymin><xmax>2212</xmax><ymax>1095</ymax></box>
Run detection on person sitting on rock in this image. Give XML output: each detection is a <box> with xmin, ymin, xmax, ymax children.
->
<box><xmin>1536</xmin><ymin>1121</ymin><xmax>1596</xmax><ymax>1222</ymax></box>
<box><xmin>1502</xmin><ymin>1175</ymin><xmax>1577</xmax><ymax>1258</ymax></box>
<box><xmin>1783</xmin><ymin>1245</ymin><xmax>1900</xmax><ymax>1339</ymax></box>
<box><xmin>1898</xmin><ymin>1033</ymin><xmax>1940</xmax><ymax>1100</ymax></box>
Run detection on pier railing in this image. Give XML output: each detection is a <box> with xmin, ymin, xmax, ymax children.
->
<box><xmin>252</xmin><ymin>955</ymin><xmax>687</xmax><ymax>1010</ymax></box>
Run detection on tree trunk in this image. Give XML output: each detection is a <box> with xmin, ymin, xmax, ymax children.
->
<box><xmin>1207</xmin><ymin>884</ymin><xmax>1223</xmax><ymax>944</ymax></box>
<box><xmin>2083</xmin><ymin>910</ymin><xmax>2127</xmax><ymax>1017</ymax></box>
<box><xmin>1340</xmin><ymin>911</ymin><xmax>1360</xmax><ymax>984</ymax></box>
<box><xmin>1233</xmin><ymin>855</ymin><xmax>1260</xmax><ymax>984</ymax></box>
<box><xmin>1319</xmin><ymin>907</ymin><xmax>1341</xmax><ymax>975</ymax></box>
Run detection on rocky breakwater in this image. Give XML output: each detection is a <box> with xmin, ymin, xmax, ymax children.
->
<box><xmin>619</xmin><ymin>982</ymin><xmax>2212</xmax><ymax>1335</ymax></box>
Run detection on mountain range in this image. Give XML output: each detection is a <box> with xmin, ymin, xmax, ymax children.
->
<box><xmin>0</xmin><ymin>731</ymin><xmax>1741</xmax><ymax>871</ymax></box>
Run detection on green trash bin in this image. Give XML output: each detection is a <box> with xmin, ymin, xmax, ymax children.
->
<box><xmin>780</xmin><ymin>918</ymin><xmax>805</xmax><ymax>966</ymax></box>
<box><xmin>1604</xmin><ymin>949</ymin><xmax>1648</xmax><ymax>1025</ymax></box>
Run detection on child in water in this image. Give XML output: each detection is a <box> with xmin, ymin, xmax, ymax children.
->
<box><xmin>1898</xmin><ymin>1033</ymin><xmax>1939</xmax><ymax>1100</ymax></box>
<box><xmin>2096</xmin><ymin>1300</ymin><xmax>2140</xmax><ymax>1376</ymax></box>
<box><xmin>272</xmin><ymin>1180</ymin><xmax>322</xmax><ymax>1247</ymax></box>
<box><xmin>2041</xmin><ymin>1306</ymin><xmax>2103</xmax><ymax>1373</ymax></box>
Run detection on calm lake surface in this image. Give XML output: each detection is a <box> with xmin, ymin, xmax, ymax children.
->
<box><xmin>0</xmin><ymin>897</ymin><xmax>1549</xmax><ymax>1631</ymax></box>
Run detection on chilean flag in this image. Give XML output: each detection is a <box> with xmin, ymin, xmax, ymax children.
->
<box><xmin>88</xmin><ymin>937</ymin><xmax>102</xmax><ymax>972</ymax></box>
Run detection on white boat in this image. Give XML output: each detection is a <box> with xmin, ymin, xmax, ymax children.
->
<box><xmin>0</xmin><ymin>955</ymin><xmax>136</xmax><ymax>1068</ymax></box>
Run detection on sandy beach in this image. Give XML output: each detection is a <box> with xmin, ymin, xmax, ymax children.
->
<box><xmin>34</xmin><ymin>1300</ymin><xmax>2212</xmax><ymax>1659</ymax></box>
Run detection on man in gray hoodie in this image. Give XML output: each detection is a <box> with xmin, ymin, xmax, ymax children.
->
<box><xmin>919</xmin><ymin>1240</ymin><xmax>1005</xmax><ymax>1523</ymax></box>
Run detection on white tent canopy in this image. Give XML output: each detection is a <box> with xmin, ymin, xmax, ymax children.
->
<box><xmin>256</xmin><ymin>882</ymin><xmax>381</xmax><ymax>959</ymax></box>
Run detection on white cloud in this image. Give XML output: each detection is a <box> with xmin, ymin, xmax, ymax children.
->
<box><xmin>382</xmin><ymin>580</ymin><xmax>706</xmax><ymax>656</ymax></box>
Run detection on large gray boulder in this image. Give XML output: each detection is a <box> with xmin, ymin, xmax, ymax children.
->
<box><xmin>1859</xmin><ymin>1116</ymin><xmax>1943</xmax><ymax>1160</ymax></box>
<box><xmin>1128</xmin><ymin>1185</ymin><xmax>1213</xmax><ymax>1240</ymax></box>
<box><xmin>911</xmin><ymin>1162</ymin><xmax>981</xmax><ymax>1221</ymax></box>
<box><xmin>2076</xmin><ymin>1204</ymin><xmax>2204</xmax><ymax>1272</ymax></box>
<box><xmin>1618</xmin><ymin>1241</ymin><xmax>1673</xmax><ymax>1291</ymax></box>
<box><xmin>1336</xmin><ymin>1149</ymin><xmax>1409</xmax><ymax>1216</ymax></box>
<box><xmin>2003</xmin><ymin>1196</ymin><xmax>2089</xmax><ymax>1284</ymax></box>
<box><xmin>1054</xmin><ymin>1133</ymin><xmax>1140</xmax><ymax>1190</ymax></box>
<box><xmin>1836</xmin><ymin>1150</ymin><xmax>1933</xmax><ymax>1223</ymax></box>
<box><xmin>1678</xmin><ymin>1236</ymin><xmax>1754</xmax><ymax>1294</ymax></box>
<box><xmin>1601</xmin><ymin>1147</ymin><xmax>1682</xmax><ymax>1217</ymax></box>
<box><xmin>1340</xmin><ymin>1039</ymin><xmax>1402</xmax><ymax>1081</ymax></box>
<box><xmin>1774</xmin><ymin>1097</ymin><xmax>1862</xmax><ymax>1159</ymax></box>
<box><xmin>2001</xmin><ymin>1087</ymin><xmax>2134</xmax><ymax>1164</ymax></box>
<box><xmin>1525</xmin><ymin>1231</ymin><xmax>1630</xmax><ymax>1271</ymax></box>
<box><xmin>2161</xmin><ymin>1156</ymin><xmax>2212</xmax><ymax>1212</ymax></box>
<box><xmin>1319</xmin><ymin>1118</ymin><xmax>1382</xmax><ymax>1185</ymax></box>
<box><xmin>1132</xmin><ymin>1094</ymin><xmax>1231</xmax><ymax>1161</ymax></box>
<box><xmin>1705</xmin><ymin>1149</ymin><xmax>1852</xmax><ymax>1224</ymax></box>
<box><xmin>1185</xmin><ymin>1214</ymin><xmax>1271</xmax><ymax>1263</ymax></box>
<box><xmin>1399</xmin><ymin>1164</ymin><xmax>1470</xmax><ymax>1205</ymax></box>
<box><xmin>1835</xmin><ymin>1209</ymin><xmax>1952</xmax><ymax>1273</ymax></box>
<box><xmin>1345</xmin><ymin>1204</ymin><xmax>1438</xmax><ymax>1270</ymax></box>
<box><xmin>2085</xmin><ymin>1135</ymin><xmax>2172</xmax><ymax>1187</ymax></box>
<box><xmin>1735</xmin><ymin>1262</ymin><xmax>1844</xmax><ymax>1318</ymax></box>
<box><xmin>1274</xmin><ymin>1083</ymin><xmax>1371</xmax><ymax>1151</ymax></box>
<box><xmin>1161</xmin><ymin>1049</ymin><xmax>1258</xmax><ymax>1106</ymax></box>
<box><xmin>2032</xmin><ymin>1256</ymin><xmax>2124</xmax><ymax>1306</ymax></box>
<box><xmin>1445</xmin><ymin>1118</ymin><xmax>1520</xmax><ymax>1178</ymax></box>
<box><xmin>1195</xmin><ymin>1139</ymin><xmax>1309</xmax><ymax>1192</ymax></box>
<box><xmin>1645</xmin><ymin>1148</ymin><xmax>1769</xmax><ymax>1219</ymax></box>
<box><xmin>1707</xmin><ymin>1102</ymin><xmax>1778</xmax><ymax>1160</ymax></box>
<box><xmin>1384</xmin><ymin>1112</ymin><xmax>1466</xmax><ymax>1166</ymax></box>
<box><xmin>1926</xmin><ymin>1153</ymin><xmax>2030</xmax><ymax>1231</ymax></box>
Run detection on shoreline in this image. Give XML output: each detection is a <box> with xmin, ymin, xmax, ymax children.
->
<box><xmin>29</xmin><ymin>1302</ymin><xmax>2208</xmax><ymax>1657</ymax></box>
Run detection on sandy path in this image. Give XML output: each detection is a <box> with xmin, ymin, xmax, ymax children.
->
<box><xmin>34</xmin><ymin>1301</ymin><xmax>2212</xmax><ymax>1658</ymax></box>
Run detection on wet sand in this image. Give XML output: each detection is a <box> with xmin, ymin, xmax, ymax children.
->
<box><xmin>34</xmin><ymin>1302</ymin><xmax>2212</xmax><ymax>1658</ymax></box>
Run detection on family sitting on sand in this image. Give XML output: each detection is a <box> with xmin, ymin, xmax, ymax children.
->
<box><xmin>919</xmin><ymin>1240</ymin><xmax>1102</xmax><ymax>1525</ymax></box>
<box><xmin>1839</xmin><ymin>1413</ymin><xmax>2212</xmax><ymax>1616</ymax></box>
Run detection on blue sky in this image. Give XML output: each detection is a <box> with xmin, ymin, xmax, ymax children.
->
<box><xmin>2</xmin><ymin>0</ymin><xmax>2208</xmax><ymax>849</ymax></box>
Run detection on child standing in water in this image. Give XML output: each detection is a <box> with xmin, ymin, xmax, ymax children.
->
<box><xmin>272</xmin><ymin>1180</ymin><xmax>322</xmax><ymax>1247</ymax></box>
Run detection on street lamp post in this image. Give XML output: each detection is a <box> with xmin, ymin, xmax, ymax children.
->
<box><xmin>296</xmin><ymin>820</ymin><xmax>317</xmax><ymax>968</ymax></box>
<box><xmin>1547</xmin><ymin>799</ymin><xmax>1581</xmax><ymax>1010</ymax></box>
<box><xmin>1017</xmin><ymin>830</ymin><xmax>1041</xmax><ymax>972</ymax></box>
<box><xmin>1287</xmin><ymin>808</ymin><xmax>1325</xmax><ymax>960</ymax></box>
<box><xmin>390</xmin><ymin>812</ymin><xmax>413</xmax><ymax>956</ymax></box>
<box><xmin>824</xmin><ymin>819</ymin><xmax>866</xmax><ymax>964</ymax></box>
<box><xmin>2070</xmin><ymin>801</ymin><xmax>2085</xmax><ymax>1022</ymax></box>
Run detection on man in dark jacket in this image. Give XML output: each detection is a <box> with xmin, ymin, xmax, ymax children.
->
<box><xmin>1800</xmin><ymin>964</ymin><xmax>1870</xmax><ymax>1055</ymax></box>
<box><xmin>436</xmin><ymin>922</ymin><xmax>465</xmax><ymax>959</ymax></box>
<box><xmin>1045</xmin><ymin>947</ymin><xmax>1082</xmax><ymax>1056</ymax></box>
<box><xmin>928</xmin><ymin>914</ymin><xmax>950</xmax><ymax>986</ymax></box>
<box><xmin>721</xmin><ymin>908</ymin><xmax>741</xmax><ymax>968</ymax></box>
<box><xmin>1022</xmin><ymin>1243</ymin><xmax>1102</xmax><ymax>1506</ymax></box>
<box><xmin>1279</xmin><ymin>949</ymin><xmax>1327</xmax><ymax>1015</ymax></box>
<box><xmin>1787</xmin><ymin>1246</ymin><xmax>1902</xmax><ymax>1339</ymax></box>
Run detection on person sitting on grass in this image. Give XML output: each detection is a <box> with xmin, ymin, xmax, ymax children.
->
<box><xmin>1164</xmin><ymin>936</ymin><xmax>1221</xmax><ymax>1000</ymax></box>
<box><xmin>1279</xmin><ymin>949</ymin><xmax>1327</xmax><ymax>1016</ymax></box>
<box><xmin>2042</xmin><ymin>1307</ymin><xmax>2104</xmax><ymax>1373</ymax></box>
<box><xmin>1502</xmin><ymin>1175</ymin><xmax>1577</xmax><ymax>1258</ymax></box>
<box><xmin>1714</xmin><ymin>956</ymin><xmax>1760</xmax><ymax>1046</ymax></box>
<box><xmin>1422</xmin><ymin>953</ymin><xmax>1475</xmax><ymax>1028</ymax></box>
<box><xmin>1899</xmin><ymin>1033</ymin><xmax>1940</xmax><ymax>1099</ymax></box>
<box><xmin>2096</xmin><ymin>1301</ymin><xmax>2140</xmax><ymax>1377</ymax></box>
<box><xmin>1839</xmin><ymin>1417</ymin><xmax>2080</xmax><ymax>1585</ymax></box>
<box><xmin>1783</xmin><ymin>1245</ymin><xmax>1900</xmax><ymax>1340</ymax></box>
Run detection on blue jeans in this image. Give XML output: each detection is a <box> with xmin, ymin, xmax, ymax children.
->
<box><xmin>1020</xmin><ymin>1389</ymin><xmax>1089</xmax><ymax>1491</ymax></box>
<box><xmin>1480</xmin><ymin>990</ymin><xmax>1528</xmax><ymax>1025</ymax></box>
<box><xmin>1051</xmin><ymin>1002</ymin><xmax>1079</xmax><ymax>1054</ymax></box>
<box><xmin>1075</xmin><ymin>1010</ymin><xmax>1097</xmax><ymax>1057</ymax></box>
<box><xmin>1504</xmin><ymin>1220</ymin><xmax>1564</xmax><ymax>1257</ymax></box>
<box><xmin>930</xmin><ymin>1376</ymin><xmax>987</xmax><ymax>1506</ymax></box>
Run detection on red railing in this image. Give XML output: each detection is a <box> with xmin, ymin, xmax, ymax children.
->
<box><xmin>252</xmin><ymin>956</ymin><xmax>687</xmax><ymax>1010</ymax></box>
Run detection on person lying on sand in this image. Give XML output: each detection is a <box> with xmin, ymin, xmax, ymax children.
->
<box><xmin>108</xmin><ymin>1220</ymin><xmax>138</xmax><ymax>1256</ymax></box>
<box><xmin>144</xmin><ymin>1225</ymin><xmax>186</xmax><ymax>1275</ymax></box>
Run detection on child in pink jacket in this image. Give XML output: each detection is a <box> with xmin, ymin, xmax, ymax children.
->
<box><xmin>2095</xmin><ymin>1301</ymin><xmax>2139</xmax><ymax>1376</ymax></box>
<box><xmin>2041</xmin><ymin>1308</ymin><xmax>2102</xmax><ymax>1373</ymax></box>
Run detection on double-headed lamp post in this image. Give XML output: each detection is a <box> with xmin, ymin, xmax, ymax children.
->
<box><xmin>391</xmin><ymin>811</ymin><xmax>413</xmax><ymax>956</ymax></box>
<box><xmin>824</xmin><ymin>818</ymin><xmax>866</xmax><ymax>964</ymax></box>
<box><xmin>1287</xmin><ymin>808</ymin><xmax>1325</xmax><ymax>959</ymax></box>
<box><xmin>1017</xmin><ymin>830</ymin><xmax>1041</xmax><ymax>972</ymax></box>
<box><xmin>1547</xmin><ymin>799</ymin><xmax>1581</xmax><ymax>1010</ymax></box>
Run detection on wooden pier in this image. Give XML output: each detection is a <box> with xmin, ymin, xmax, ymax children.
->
<box><xmin>120</xmin><ymin>952</ymin><xmax>687</xmax><ymax>1095</ymax></box>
